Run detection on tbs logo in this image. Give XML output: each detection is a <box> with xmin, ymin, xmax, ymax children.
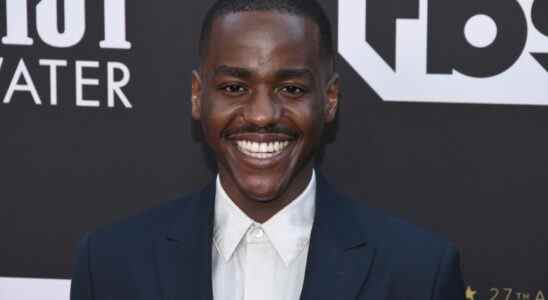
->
<box><xmin>339</xmin><ymin>0</ymin><xmax>548</xmax><ymax>105</ymax></box>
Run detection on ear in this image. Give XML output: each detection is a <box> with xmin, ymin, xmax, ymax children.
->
<box><xmin>324</xmin><ymin>73</ymin><xmax>340</xmax><ymax>124</ymax></box>
<box><xmin>191</xmin><ymin>70</ymin><xmax>203</xmax><ymax>120</ymax></box>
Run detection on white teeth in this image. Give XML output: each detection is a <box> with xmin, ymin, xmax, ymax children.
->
<box><xmin>235</xmin><ymin>140</ymin><xmax>291</xmax><ymax>159</ymax></box>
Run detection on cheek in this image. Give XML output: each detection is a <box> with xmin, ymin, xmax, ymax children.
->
<box><xmin>284</xmin><ymin>98</ymin><xmax>324</xmax><ymax>139</ymax></box>
<box><xmin>201</xmin><ymin>95</ymin><xmax>242</xmax><ymax>145</ymax></box>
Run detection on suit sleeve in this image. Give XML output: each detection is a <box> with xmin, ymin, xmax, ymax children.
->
<box><xmin>432</xmin><ymin>244</ymin><xmax>466</xmax><ymax>300</ymax></box>
<box><xmin>70</xmin><ymin>232</ymin><xmax>95</xmax><ymax>300</ymax></box>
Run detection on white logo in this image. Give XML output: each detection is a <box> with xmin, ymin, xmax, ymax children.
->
<box><xmin>2</xmin><ymin>0</ymin><xmax>130</xmax><ymax>49</ymax></box>
<box><xmin>0</xmin><ymin>0</ymin><xmax>133</xmax><ymax>109</ymax></box>
<box><xmin>338</xmin><ymin>0</ymin><xmax>548</xmax><ymax>105</ymax></box>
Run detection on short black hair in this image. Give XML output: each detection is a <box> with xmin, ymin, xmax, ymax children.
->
<box><xmin>199</xmin><ymin>0</ymin><xmax>335</xmax><ymax>65</ymax></box>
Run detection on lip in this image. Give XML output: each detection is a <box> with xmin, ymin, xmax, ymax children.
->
<box><xmin>225</xmin><ymin>137</ymin><xmax>297</xmax><ymax>169</ymax></box>
<box><xmin>227</xmin><ymin>132</ymin><xmax>297</xmax><ymax>143</ymax></box>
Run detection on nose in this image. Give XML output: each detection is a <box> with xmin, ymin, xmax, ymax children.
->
<box><xmin>242</xmin><ymin>86</ymin><xmax>280</xmax><ymax>127</ymax></box>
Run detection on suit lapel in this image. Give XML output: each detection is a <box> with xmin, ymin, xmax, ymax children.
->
<box><xmin>156</xmin><ymin>182</ymin><xmax>215</xmax><ymax>300</ymax></box>
<box><xmin>300</xmin><ymin>175</ymin><xmax>376</xmax><ymax>300</ymax></box>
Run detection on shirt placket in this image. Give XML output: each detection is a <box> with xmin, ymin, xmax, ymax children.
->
<box><xmin>243</xmin><ymin>224</ymin><xmax>275</xmax><ymax>300</ymax></box>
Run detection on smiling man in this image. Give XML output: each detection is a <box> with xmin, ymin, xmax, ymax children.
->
<box><xmin>71</xmin><ymin>1</ymin><xmax>466</xmax><ymax>299</ymax></box>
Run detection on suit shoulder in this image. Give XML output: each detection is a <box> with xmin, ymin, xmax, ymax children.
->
<box><xmin>348</xmin><ymin>199</ymin><xmax>461</xmax><ymax>286</ymax></box>
<box><xmin>86</xmin><ymin>191</ymin><xmax>196</xmax><ymax>250</ymax></box>
<box><xmin>347</xmin><ymin>198</ymin><xmax>458</xmax><ymax>268</ymax></box>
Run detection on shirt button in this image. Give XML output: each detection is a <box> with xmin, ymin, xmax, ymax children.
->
<box><xmin>253</xmin><ymin>227</ymin><xmax>264</xmax><ymax>239</ymax></box>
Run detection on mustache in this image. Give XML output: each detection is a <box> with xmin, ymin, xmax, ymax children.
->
<box><xmin>222</xmin><ymin>123</ymin><xmax>298</xmax><ymax>139</ymax></box>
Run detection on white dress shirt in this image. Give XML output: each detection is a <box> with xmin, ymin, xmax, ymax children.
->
<box><xmin>212</xmin><ymin>171</ymin><xmax>316</xmax><ymax>300</ymax></box>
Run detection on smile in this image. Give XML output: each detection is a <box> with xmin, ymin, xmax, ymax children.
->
<box><xmin>235</xmin><ymin>140</ymin><xmax>291</xmax><ymax>159</ymax></box>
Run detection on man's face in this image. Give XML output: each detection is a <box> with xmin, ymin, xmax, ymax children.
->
<box><xmin>192</xmin><ymin>11</ymin><xmax>338</xmax><ymax>204</ymax></box>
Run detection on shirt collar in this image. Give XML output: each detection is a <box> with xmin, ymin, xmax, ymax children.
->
<box><xmin>213</xmin><ymin>170</ymin><xmax>316</xmax><ymax>266</ymax></box>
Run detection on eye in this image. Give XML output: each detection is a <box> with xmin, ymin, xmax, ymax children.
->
<box><xmin>279</xmin><ymin>85</ymin><xmax>307</xmax><ymax>97</ymax></box>
<box><xmin>219</xmin><ymin>83</ymin><xmax>248</xmax><ymax>96</ymax></box>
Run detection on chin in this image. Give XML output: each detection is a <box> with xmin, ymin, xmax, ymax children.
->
<box><xmin>236</xmin><ymin>173</ymin><xmax>287</xmax><ymax>202</ymax></box>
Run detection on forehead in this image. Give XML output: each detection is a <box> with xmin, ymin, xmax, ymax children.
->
<box><xmin>203</xmin><ymin>11</ymin><xmax>322</xmax><ymax>74</ymax></box>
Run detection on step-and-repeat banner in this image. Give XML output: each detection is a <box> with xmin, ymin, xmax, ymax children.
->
<box><xmin>1</xmin><ymin>0</ymin><xmax>547</xmax><ymax>299</ymax></box>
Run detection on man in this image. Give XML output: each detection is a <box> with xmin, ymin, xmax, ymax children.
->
<box><xmin>71</xmin><ymin>0</ymin><xmax>466</xmax><ymax>299</ymax></box>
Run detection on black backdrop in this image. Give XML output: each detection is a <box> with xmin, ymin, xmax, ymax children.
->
<box><xmin>1</xmin><ymin>1</ymin><xmax>547</xmax><ymax>299</ymax></box>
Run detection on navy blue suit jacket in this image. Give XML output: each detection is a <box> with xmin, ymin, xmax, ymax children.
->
<box><xmin>70</xmin><ymin>175</ymin><xmax>466</xmax><ymax>299</ymax></box>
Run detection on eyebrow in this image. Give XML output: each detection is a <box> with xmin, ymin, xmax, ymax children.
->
<box><xmin>213</xmin><ymin>65</ymin><xmax>252</xmax><ymax>79</ymax></box>
<box><xmin>274</xmin><ymin>68</ymin><xmax>314</xmax><ymax>80</ymax></box>
<box><xmin>212</xmin><ymin>65</ymin><xmax>314</xmax><ymax>80</ymax></box>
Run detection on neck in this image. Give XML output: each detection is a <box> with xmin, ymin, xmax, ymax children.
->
<box><xmin>219</xmin><ymin>162</ymin><xmax>314</xmax><ymax>223</ymax></box>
